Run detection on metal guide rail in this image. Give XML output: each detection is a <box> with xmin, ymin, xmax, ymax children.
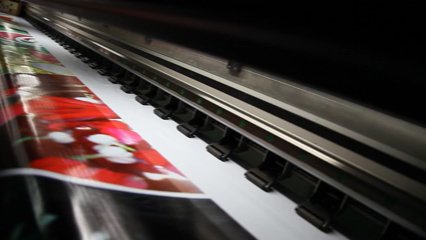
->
<box><xmin>24</xmin><ymin>3</ymin><xmax>426</xmax><ymax>166</ymax></box>
<box><xmin>24</xmin><ymin>10</ymin><xmax>426</xmax><ymax>240</ymax></box>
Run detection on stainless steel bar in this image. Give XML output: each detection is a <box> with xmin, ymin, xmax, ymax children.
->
<box><xmin>26</xmin><ymin>4</ymin><xmax>426</xmax><ymax>169</ymax></box>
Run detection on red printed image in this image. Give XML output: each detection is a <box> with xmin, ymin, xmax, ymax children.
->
<box><xmin>0</xmin><ymin>18</ymin><xmax>202</xmax><ymax>194</ymax></box>
<box><xmin>0</xmin><ymin>75</ymin><xmax>202</xmax><ymax>193</ymax></box>
<box><xmin>0</xmin><ymin>32</ymin><xmax>37</xmax><ymax>45</ymax></box>
<box><xmin>29</xmin><ymin>51</ymin><xmax>61</xmax><ymax>63</ymax></box>
<box><xmin>0</xmin><ymin>16</ymin><xmax>13</xmax><ymax>22</ymax></box>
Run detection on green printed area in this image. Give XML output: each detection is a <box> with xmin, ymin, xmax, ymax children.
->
<box><xmin>0</xmin><ymin>25</ymin><xmax>66</xmax><ymax>75</ymax></box>
<box><xmin>0</xmin><ymin>25</ymin><xmax>28</xmax><ymax>34</ymax></box>
<box><xmin>0</xmin><ymin>39</ymin><xmax>43</xmax><ymax>53</ymax></box>
<box><xmin>0</xmin><ymin>67</ymin><xmax>7</xmax><ymax>74</ymax></box>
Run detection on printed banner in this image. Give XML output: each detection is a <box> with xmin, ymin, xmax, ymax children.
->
<box><xmin>0</xmin><ymin>13</ymin><xmax>254</xmax><ymax>240</ymax></box>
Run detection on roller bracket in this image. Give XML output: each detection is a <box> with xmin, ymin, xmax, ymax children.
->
<box><xmin>153</xmin><ymin>97</ymin><xmax>179</xmax><ymax>120</ymax></box>
<box><xmin>88</xmin><ymin>62</ymin><xmax>98</xmax><ymax>68</ymax></box>
<box><xmin>154</xmin><ymin>107</ymin><xmax>172</xmax><ymax>119</ymax></box>
<box><xmin>206</xmin><ymin>143</ymin><xmax>232</xmax><ymax>161</ymax></box>
<box><xmin>120</xmin><ymin>85</ymin><xmax>133</xmax><ymax>93</ymax></box>
<box><xmin>245</xmin><ymin>169</ymin><xmax>274</xmax><ymax>192</ymax></box>
<box><xmin>108</xmin><ymin>75</ymin><xmax>121</xmax><ymax>84</ymax></box>
<box><xmin>135</xmin><ymin>95</ymin><xmax>152</xmax><ymax>105</ymax></box>
<box><xmin>296</xmin><ymin>182</ymin><xmax>346</xmax><ymax>233</ymax></box>
<box><xmin>177</xmin><ymin>123</ymin><xmax>198</xmax><ymax>137</ymax></box>
<box><xmin>245</xmin><ymin>151</ymin><xmax>287</xmax><ymax>191</ymax></box>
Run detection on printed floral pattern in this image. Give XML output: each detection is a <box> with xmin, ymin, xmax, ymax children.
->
<box><xmin>0</xmin><ymin>13</ymin><xmax>201</xmax><ymax>193</ymax></box>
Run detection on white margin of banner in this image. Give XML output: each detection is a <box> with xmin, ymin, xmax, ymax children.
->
<box><xmin>0</xmin><ymin>168</ymin><xmax>209</xmax><ymax>199</ymax></box>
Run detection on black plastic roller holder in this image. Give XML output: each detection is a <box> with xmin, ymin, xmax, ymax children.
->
<box><xmin>119</xmin><ymin>74</ymin><xmax>138</xmax><ymax>93</ymax></box>
<box><xmin>245</xmin><ymin>169</ymin><xmax>275</xmax><ymax>192</ymax></box>
<box><xmin>88</xmin><ymin>60</ymin><xmax>99</xmax><ymax>69</ymax></box>
<box><xmin>70</xmin><ymin>44</ymin><xmax>82</xmax><ymax>54</ymax></box>
<box><xmin>296</xmin><ymin>183</ymin><xmax>346</xmax><ymax>232</ymax></box>
<box><xmin>107</xmin><ymin>65</ymin><xmax>124</xmax><ymax>78</ymax></box>
<box><xmin>80</xmin><ymin>56</ymin><xmax>91</xmax><ymax>63</ymax></box>
<box><xmin>153</xmin><ymin>97</ymin><xmax>180</xmax><ymax>120</ymax></box>
<box><xmin>245</xmin><ymin>169</ymin><xmax>274</xmax><ymax>191</ymax></box>
<box><xmin>80</xmin><ymin>51</ymin><xmax>95</xmax><ymax>63</ymax></box>
<box><xmin>86</xmin><ymin>53</ymin><xmax>103</xmax><ymax>69</ymax></box>
<box><xmin>98</xmin><ymin>68</ymin><xmax>109</xmax><ymax>76</ymax></box>
<box><xmin>135</xmin><ymin>95</ymin><xmax>152</xmax><ymax>105</ymax></box>
<box><xmin>73</xmin><ymin>46</ymin><xmax>88</xmax><ymax>58</ymax></box>
<box><xmin>58</xmin><ymin>38</ymin><xmax>71</xmax><ymax>47</ymax></box>
<box><xmin>207</xmin><ymin>127</ymin><xmax>239</xmax><ymax>161</ymax></box>
<box><xmin>88</xmin><ymin>62</ymin><xmax>98</xmax><ymax>68</ymax></box>
<box><xmin>74</xmin><ymin>52</ymin><xmax>83</xmax><ymax>58</ymax></box>
<box><xmin>333</xmin><ymin>199</ymin><xmax>389</xmax><ymax>240</ymax></box>
<box><xmin>108</xmin><ymin>68</ymin><xmax>126</xmax><ymax>84</ymax></box>
<box><xmin>68</xmin><ymin>48</ymin><xmax>77</xmax><ymax>54</ymax></box>
<box><xmin>51</xmin><ymin>33</ymin><xmax>57</xmax><ymax>39</ymax></box>
<box><xmin>55</xmin><ymin>35</ymin><xmax>64</xmax><ymax>42</ymax></box>
<box><xmin>154</xmin><ymin>107</ymin><xmax>173</xmax><ymax>119</ymax></box>
<box><xmin>206</xmin><ymin>142</ymin><xmax>232</xmax><ymax>161</ymax></box>
<box><xmin>206</xmin><ymin>127</ymin><xmax>245</xmax><ymax>161</ymax></box>
<box><xmin>177</xmin><ymin>123</ymin><xmax>199</xmax><ymax>137</ymax></box>
<box><xmin>58</xmin><ymin>38</ymin><xmax>67</xmax><ymax>46</ymax></box>
<box><xmin>53</xmin><ymin>36</ymin><xmax>61</xmax><ymax>42</ymax></box>
<box><xmin>245</xmin><ymin>152</ymin><xmax>287</xmax><ymax>191</ymax></box>
<box><xmin>132</xmin><ymin>79</ymin><xmax>152</xmax><ymax>96</ymax></box>
<box><xmin>153</xmin><ymin>107</ymin><xmax>171</xmax><ymax>119</ymax></box>
<box><xmin>296</xmin><ymin>206</ymin><xmax>332</xmax><ymax>232</ymax></box>
<box><xmin>97</xmin><ymin>61</ymin><xmax>114</xmax><ymax>76</ymax></box>
<box><xmin>176</xmin><ymin>109</ymin><xmax>204</xmax><ymax>138</ymax></box>
<box><xmin>120</xmin><ymin>85</ymin><xmax>133</xmax><ymax>93</ymax></box>
<box><xmin>108</xmin><ymin>75</ymin><xmax>122</xmax><ymax>84</ymax></box>
<box><xmin>87</xmin><ymin>54</ymin><xmax>105</xmax><ymax>70</ymax></box>
<box><xmin>66</xmin><ymin>42</ymin><xmax>78</xmax><ymax>54</ymax></box>
<box><xmin>134</xmin><ymin>84</ymin><xmax>159</xmax><ymax>105</ymax></box>
<box><xmin>80</xmin><ymin>51</ymin><xmax>96</xmax><ymax>63</ymax></box>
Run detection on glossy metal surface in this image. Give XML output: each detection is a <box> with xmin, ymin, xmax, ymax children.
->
<box><xmin>25</xmin><ymin>4</ymin><xmax>426</xmax><ymax>167</ymax></box>
<box><xmin>22</xmin><ymin>1</ymin><xmax>426</xmax><ymax>130</ymax></box>
<box><xmin>25</xmin><ymin>5</ymin><xmax>426</xmax><ymax>168</ymax></box>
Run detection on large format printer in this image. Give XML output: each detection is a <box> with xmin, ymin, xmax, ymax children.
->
<box><xmin>1</xmin><ymin>1</ymin><xmax>425</xmax><ymax>240</ymax></box>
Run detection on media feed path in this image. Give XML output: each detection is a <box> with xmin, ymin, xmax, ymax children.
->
<box><xmin>0</xmin><ymin>13</ymin><xmax>254</xmax><ymax>240</ymax></box>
